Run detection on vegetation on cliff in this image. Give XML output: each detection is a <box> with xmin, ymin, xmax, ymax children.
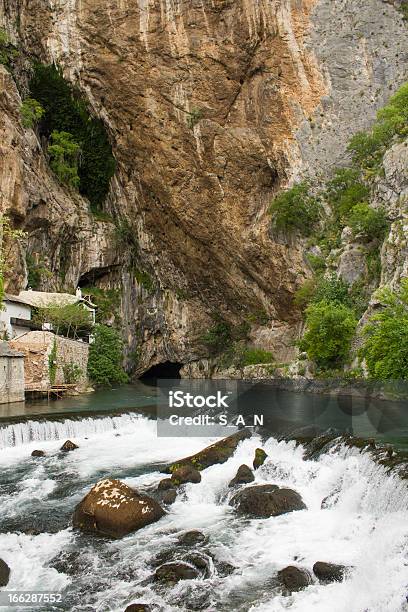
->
<box><xmin>29</xmin><ymin>64</ymin><xmax>115</xmax><ymax>210</ymax></box>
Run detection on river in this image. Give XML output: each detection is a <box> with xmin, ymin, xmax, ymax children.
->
<box><xmin>0</xmin><ymin>383</ymin><xmax>407</xmax><ymax>611</ymax></box>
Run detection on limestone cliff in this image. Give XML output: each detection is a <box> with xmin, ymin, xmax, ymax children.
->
<box><xmin>0</xmin><ymin>0</ymin><xmax>407</xmax><ymax>375</ymax></box>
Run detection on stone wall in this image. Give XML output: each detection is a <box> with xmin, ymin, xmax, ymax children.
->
<box><xmin>10</xmin><ymin>331</ymin><xmax>89</xmax><ymax>389</ymax></box>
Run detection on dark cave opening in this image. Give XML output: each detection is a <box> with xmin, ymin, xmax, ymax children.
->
<box><xmin>140</xmin><ymin>361</ymin><xmax>183</xmax><ymax>380</ymax></box>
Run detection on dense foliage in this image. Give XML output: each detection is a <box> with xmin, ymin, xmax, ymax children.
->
<box><xmin>300</xmin><ymin>300</ymin><xmax>358</xmax><ymax>369</ymax></box>
<box><xmin>87</xmin><ymin>325</ymin><xmax>129</xmax><ymax>386</ymax></box>
<box><xmin>48</xmin><ymin>131</ymin><xmax>81</xmax><ymax>188</ymax></box>
<box><xmin>34</xmin><ymin>303</ymin><xmax>93</xmax><ymax>339</ymax></box>
<box><xmin>360</xmin><ymin>281</ymin><xmax>408</xmax><ymax>379</ymax></box>
<box><xmin>325</xmin><ymin>168</ymin><xmax>369</xmax><ymax>221</ymax></box>
<box><xmin>29</xmin><ymin>64</ymin><xmax>116</xmax><ymax>209</ymax></box>
<box><xmin>269</xmin><ymin>182</ymin><xmax>321</xmax><ymax>235</ymax></box>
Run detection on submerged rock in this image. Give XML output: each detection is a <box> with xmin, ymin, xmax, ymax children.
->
<box><xmin>230</xmin><ymin>484</ymin><xmax>306</xmax><ymax>517</ymax></box>
<box><xmin>158</xmin><ymin>489</ymin><xmax>177</xmax><ymax>505</ymax></box>
<box><xmin>60</xmin><ymin>440</ymin><xmax>79</xmax><ymax>452</ymax></box>
<box><xmin>31</xmin><ymin>449</ymin><xmax>46</xmax><ymax>457</ymax></box>
<box><xmin>164</xmin><ymin>429</ymin><xmax>251</xmax><ymax>474</ymax></box>
<box><xmin>0</xmin><ymin>559</ymin><xmax>10</xmax><ymax>587</ymax></box>
<box><xmin>313</xmin><ymin>561</ymin><xmax>347</xmax><ymax>583</ymax></box>
<box><xmin>73</xmin><ymin>478</ymin><xmax>165</xmax><ymax>538</ymax></box>
<box><xmin>124</xmin><ymin>605</ymin><xmax>151</xmax><ymax>612</ymax></box>
<box><xmin>228</xmin><ymin>464</ymin><xmax>255</xmax><ymax>487</ymax></box>
<box><xmin>155</xmin><ymin>561</ymin><xmax>199</xmax><ymax>584</ymax></box>
<box><xmin>253</xmin><ymin>448</ymin><xmax>268</xmax><ymax>469</ymax></box>
<box><xmin>171</xmin><ymin>465</ymin><xmax>201</xmax><ymax>485</ymax></box>
<box><xmin>278</xmin><ymin>566</ymin><xmax>312</xmax><ymax>592</ymax></box>
<box><xmin>177</xmin><ymin>530</ymin><xmax>207</xmax><ymax>546</ymax></box>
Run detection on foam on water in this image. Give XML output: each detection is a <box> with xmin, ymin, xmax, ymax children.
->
<box><xmin>0</xmin><ymin>415</ymin><xmax>407</xmax><ymax>611</ymax></box>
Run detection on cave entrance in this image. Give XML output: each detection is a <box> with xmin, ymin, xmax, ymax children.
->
<box><xmin>141</xmin><ymin>361</ymin><xmax>183</xmax><ymax>380</ymax></box>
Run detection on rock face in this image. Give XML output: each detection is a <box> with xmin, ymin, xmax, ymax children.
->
<box><xmin>1</xmin><ymin>1</ymin><xmax>406</xmax><ymax>374</ymax></box>
<box><xmin>313</xmin><ymin>561</ymin><xmax>347</xmax><ymax>583</ymax></box>
<box><xmin>278</xmin><ymin>566</ymin><xmax>312</xmax><ymax>592</ymax></box>
<box><xmin>230</xmin><ymin>484</ymin><xmax>306</xmax><ymax>518</ymax></box>
<box><xmin>228</xmin><ymin>464</ymin><xmax>255</xmax><ymax>487</ymax></box>
<box><xmin>164</xmin><ymin>429</ymin><xmax>251</xmax><ymax>473</ymax></box>
<box><xmin>73</xmin><ymin>478</ymin><xmax>165</xmax><ymax>538</ymax></box>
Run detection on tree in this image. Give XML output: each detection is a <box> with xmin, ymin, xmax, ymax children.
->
<box><xmin>21</xmin><ymin>98</ymin><xmax>44</xmax><ymax>129</ymax></box>
<box><xmin>87</xmin><ymin>324</ymin><xmax>129</xmax><ymax>386</ymax></box>
<box><xmin>34</xmin><ymin>303</ymin><xmax>93</xmax><ymax>339</ymax></box>
<box><xmin>47</xmin><ymin>130</ymin><xmax>81</xmax><ymax>188</ymax></box>
<box><xmin>300</xmin><ymin>300</ymin><xmax>357</xmax><ymax>369</ymax></box>
<box><xmin>269</xmin><ymin>182</ymin><xmax>321</xmax><ymax>235</ymax></box>
<box><xmin>348</xmin><ymin>203</ymin><xmax>388</xmax><ymax>242</ymax></box>
<box><xmin>360</xmin><ymin>280</ymin><xmax>408</xmax><ymax>379</ymax></box>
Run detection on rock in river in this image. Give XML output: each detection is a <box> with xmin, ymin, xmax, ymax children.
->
<box><xmin>177</xmin><ymin>530</ymin><xmax>207</xmax><ymax>546</ymax></box>
<box><xmin>313</xmin><ymin>561</ymin><xmax>348</xmax><ymax>583</ymax></box>
<box><xmin>171</xmin><ymin>465</ymin><xmax>201</xmax><ymax>485</ymax></box>
<box><xmin>228</xmin><ymin>464</ymin><xmax>255</xmax><ymax>487</ymax></box>
<box><xmin>164</xmin><ymin>429</ymin><xmax>251</xmax><ymax>473</ymax></box>
<box><xmin>155</xmin><ymin>561</ymin><xmax>199</xmax><ymax>584</ymax></box>
<box><xmin>73</xmin><ymin>478</ymin><xmax>165</xmax><ymax>538</ymax></box>
<box><xmin>230</xmin><ymin>484</ymin><xmax>306</xmax><ymax>517</ymax></box>
<box><xmin>0</xmin><ymin>559</ymin><xmax>10</xmax><ymax>587</ymax></box>
<box><xmin>253</xmin><ymin>448</ymin><xmax>268</xmax><ymax>469</ymax></box>
<box><xmin>31</xmin><ymin>449</ymin><xmax>46</xmax><ymax>457</ymax></box>
<box><xmin>278</xmin><ymin>566</ymin><xmax>312</xmax><ymax>592</ymax></box>
<box><xmin>124</xmin><ymin>605</ymin><xmax>151</xmax><ymax>612</ymax></box>
<box><xmin>60</xmin><ymin>440</ymin><xmax>78</xmax><ymax>452</ymax></box>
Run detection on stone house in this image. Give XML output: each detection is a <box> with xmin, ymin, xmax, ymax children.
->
<box><xmin>0</xmin><ymin>342</ymin><xmax>25</xmax><ymax>404</ymax></box>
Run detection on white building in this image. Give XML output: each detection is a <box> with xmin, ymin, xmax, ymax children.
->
<box><xmin>0</xmin><ymin>289</ymin><xmax>96</xmax><ymax>341</ymax></box>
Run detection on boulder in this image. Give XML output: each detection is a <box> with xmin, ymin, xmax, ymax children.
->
<box><xmin>171</xmin><ymin>465</ymin><xmax>201</xmax><ymax>485</ymax></box>
<box><xmin>177</xmin><ymin>530</ymin><xmax>207</xmax><ymax>547</ymax></box>
<box><xmin>313</xmin><ymin>561</ymin><xmax>347</xmax><ymax>583</ymax></box>
<box><xmin>157</xmin><ymin>478</ymin><xmax>175</xmax><ymax>490</ymax></box>
<box><xmin>73</xmin><ymin>478</ymin><xmax>165</xmax><ymax>538</ymax></box>
<box><xmin>155</xmin><ymin>561</ymin><xmax>199</xmax><ymax>584</ymax></box>
<box><xmin>0</xmin><ymin>559</ymin><xmax>10</xmax><ymax>587</ymax></box>
<box><xmin>164</xmin><ymin>429</ymin><xmax>251</xmax><ymax>473</ymax></box>
<box><xmin>278</xmin><ymin>566</ymin><xmax>312</xmax><ymax>592</ymax></box>
<box><xmin>124</xmin><ymin>605</ymin><xmax>151</xmax><ymax>612</ymax></box>
<box><xmin>31</xmin><ymin>449</ymin><xmax>46</xmax><ymax>457</ymax></box>
<box><xmin>230</xmin><ymin>484</ymin><xmax>306</xmax><ymax>518</ymax></box>
<box><xmin>228</xmin><ymin>464</ymin><xmax>254</xmax><ymax>487</ymax></box>
<box><xmin>253</xmin><ymin>448</ymin><xmax>268</xmax><ymax>469</ymax></box>
<box><xmin>159</xmin><ymin>489</ymin><xmax>177</xmax><ymax>505</ymax></box>
<box><xmin>60</xmin><ymin>440</ymin><xmax>78</xmax><ymax>452</ymax></box>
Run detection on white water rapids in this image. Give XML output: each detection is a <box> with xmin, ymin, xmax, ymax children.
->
<box><xmin>0</xmin><ymin>413</ymin><xmax>407</xmax><ymax>611</ymax></box>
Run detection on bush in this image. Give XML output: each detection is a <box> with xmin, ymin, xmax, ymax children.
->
<box><xmin>239</xmin><ymin>347</ymin><xmax>274</xmax><ymax>367</ymax></box>
<box><xmin>300</xmin><ymin>300</ymin><xmax>357</xmax><ymax>369</ymax></box>
<box><xmin>269</xmin><ymin>182</ymin><xmax>321</xmax><ymax>235</ymax></box>
<box><xmin>326</xmin><ymin>168</ymin><xmax>369</xmax><ymax>220</ymax></box>
<box><xmin>34</xmin><ymin>303</ymin><xmax>93</xmax><ymax>339</ymax></box>
<box><xmin>21</xmin><ymin>98</ymin><xmax>44</xmax><ymax>129</ymax></box>
<box><xmin>202</xmin><ymin>317</ymin><xmax>232</xmax><ymax>355</ymax></box>
<box><xmin>81</xmin><ymin>286</ymin><xmax>121</xmax><ymax>324</ymax></box>
<box><xmin>359</xmin><ymin>280</ymin><xmax>408</xmax><ymax>379</ymax></box>
<box><xmin>87</xmin><ymin>325</ymin><xmax>129</xmax><ymax>386</ymax></box>
<box><xmin>347</xmin><ymin>203</ymin><xmax>388</xmax><ymax>242</ymax></box>
<box><xmin>63</xmin><ymin>362</ymin><xmax>83</xmax><ymax>384</ymax></box>
<box><xmin>48</xmin><ymin>130</ymin><xmax>81</xmax><ymax>188</ymax></box>
<box><xmin>348</xmin><ymin>82</ymin><xmax>408</xmax><ymax>170</ymax></box>
<box><xmin>29</xmin><ymin>64</ymin><xmax>116</xmax><ymax>209</ymax></box>
<box><xmin>306</xmin><ymin>252</ymin><xmax>326</xmax><ymax>273</ymax></box>
<box><xmin>295</xmin><ymin>274</ymin><xmax>350</xmax><ymax>310</ymax></box>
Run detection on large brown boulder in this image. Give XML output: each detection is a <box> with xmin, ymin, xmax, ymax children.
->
<box><xmin>164</xmin><ymin>429</ymin><xmax>251</xmax><ymax>474</ymax></box>
<box><xmin>230</xmin><ymin>484</ymin><xmax>306</xmax><ymax>517</ymax></box>
<box><xmin>73</xmin><ymin>478</ymin><xmax>165</xmax><ymax>538</ymax></box>
<box><xmin>228</xmin><ymin>464</ymin><xmax>255</xmax><ymax>487</ymax></box>
<box><xmin>0</xmin><ymin>559</ymin><xmax>10</xmax><ymax>587</ymax></box>
<box><xmin>313</xmin><ymin>561</ymin><xmax>347</xmax><ymax>583</ymax></box>
<box><xmin>171</xmin><ymin>465</ymin><xmax>201</xmax><ymax>485</ymax></box>
<box><xmin>278</xmin><ymin>566</ymin><xmax>312</xmax><ymax>592</ymax></box>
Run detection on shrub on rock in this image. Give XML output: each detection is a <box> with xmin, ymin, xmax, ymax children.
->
<box><xmin>230</xmin><ymin>484</ymin><xmax>306</xmax><ymax>518</ymax></box>
<box><xmin>73</xmin><ymin>478</ymin><xmax>165</xmax><ymax>538</ymax></box>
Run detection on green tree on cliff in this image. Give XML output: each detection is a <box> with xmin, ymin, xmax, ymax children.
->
<box><xmin>87</xmin><ymin>324</ymin><xmax>129</xmax><ymax>386</ymax></box>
